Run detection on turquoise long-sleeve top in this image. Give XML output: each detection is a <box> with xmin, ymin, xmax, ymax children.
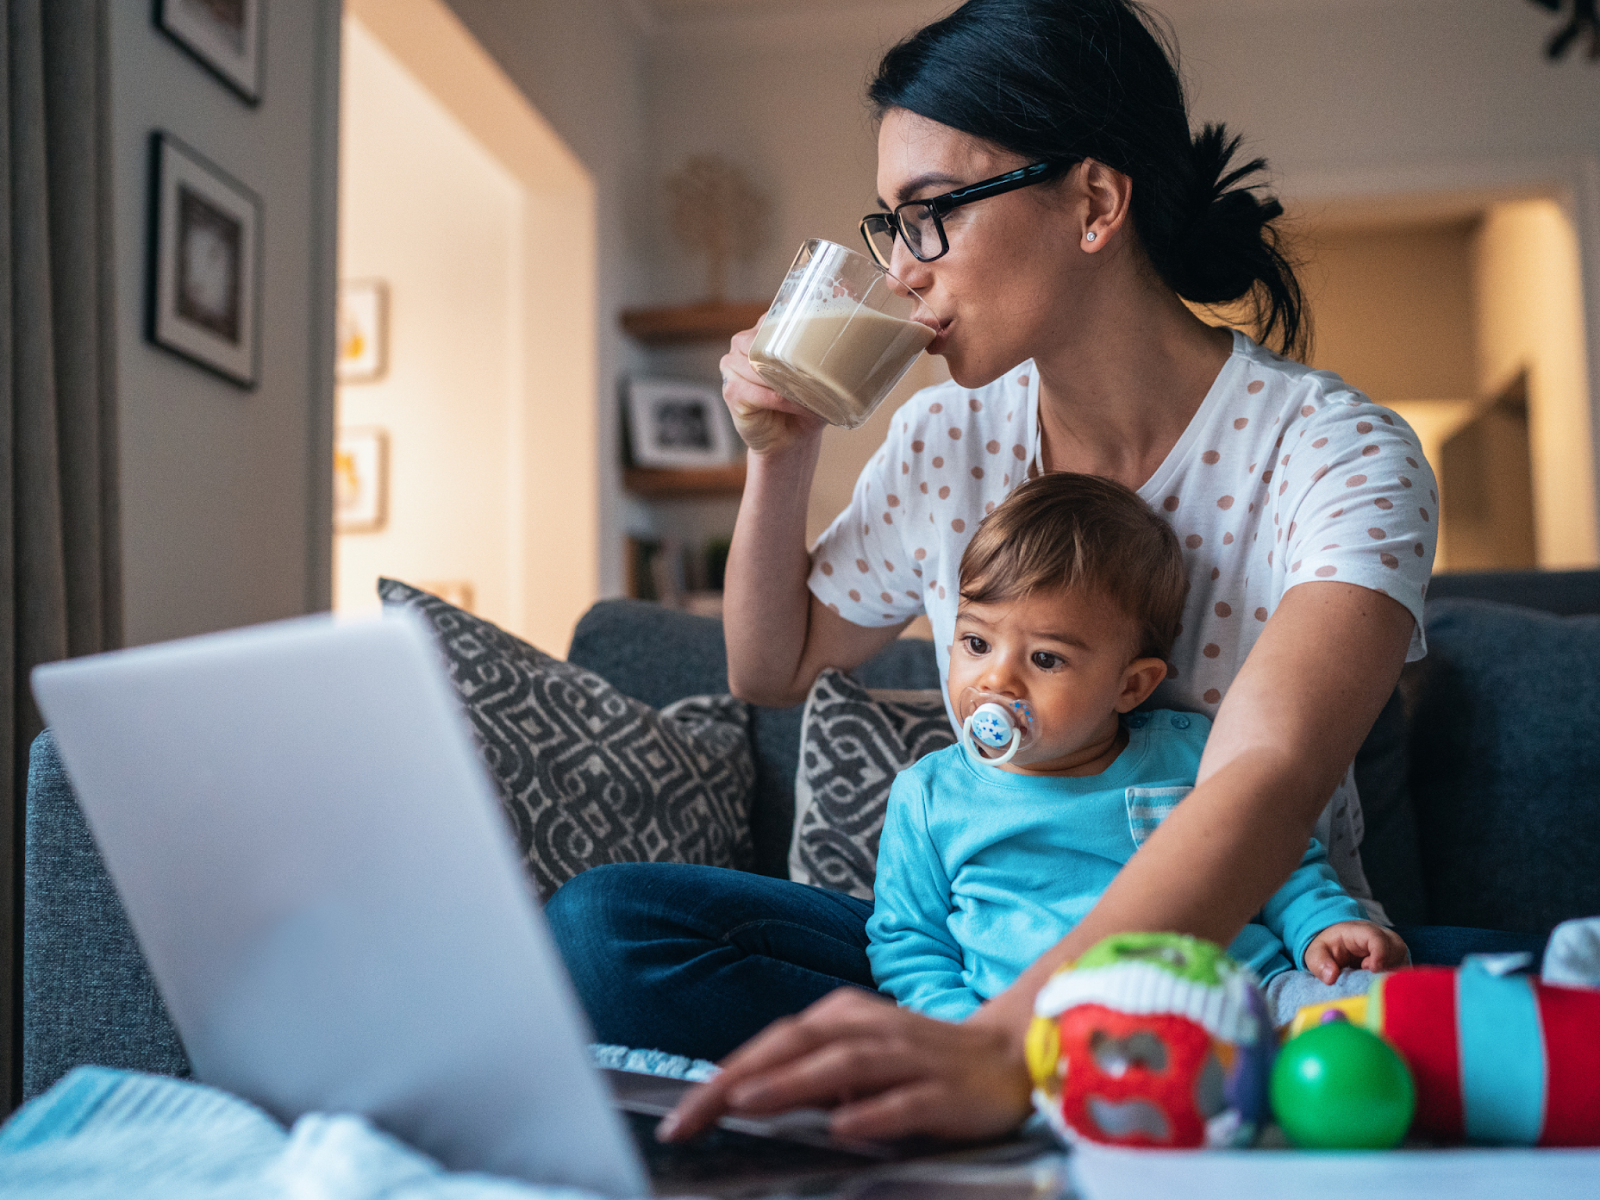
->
<box><xmin>865</xmin><ymin>710</ymin><xmax>1366</xmax><ymax>1021</ymax></box>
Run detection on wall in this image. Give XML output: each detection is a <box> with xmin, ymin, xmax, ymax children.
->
<box><xmin>111</xmin><ymin>0</ymin><xmax>339</xmax><ymax>645</ymax></box>
<box><xmin>334</xmin><ymin>20</ymin><xmax>525</xmax><ymax>630</ymax></box>
<box><xmin>1473</xmin><ymin>200</ymin><xmax>1597</xmax><ymax>568</ymax></box>
<box><xmin>438</xmin><ymin>0</ymin><xmax>649</xmax><ymax>611</ymax></box>
<box><xmin>1301</xmin><ymin>220</ymin><xmax>1478</xmax><ymax>406</ymax></box>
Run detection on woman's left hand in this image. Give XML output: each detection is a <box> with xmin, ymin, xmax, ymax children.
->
<box><xmin>658</xmin><ymin>987</ymin><xmax>1033</xmax><ymax>1144</ymax></box>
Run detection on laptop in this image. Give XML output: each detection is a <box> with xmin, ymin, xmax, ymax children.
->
<box><xmin>31</xmin><ymin>613</ymin><xmax>1051</xmax><ymax>1199</ymax></box>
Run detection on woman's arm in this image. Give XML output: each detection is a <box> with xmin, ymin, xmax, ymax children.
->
<box><xmin>720</xmin><ymin>328</ymin><xmax>908</xmax><ymax>706</ymax></box>
<box><xmin>664</xmin><ymin>581</ymin><xmax>1416</xmax><ymax>1142</ymax></box>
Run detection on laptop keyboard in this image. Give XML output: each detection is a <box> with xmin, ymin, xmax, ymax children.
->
<box><xmin>626</xmin><ymin>1110</ymin><xmax>887</xmax><ymax>1196</ymax></box>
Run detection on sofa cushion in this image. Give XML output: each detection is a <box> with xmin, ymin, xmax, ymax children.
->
<box><xmin>23</xmin><ymin>730</ymin><xmax>191</xmax><ymax>1099</ymax></box>
<box><xmin>379</xmin><ymin>580</ymin><xmax>756</xmax><ymax>897</ymax></box>
<box><xmin>567</xmin><ymin>599</ymin><xmax>943</xmax><ymax>877</ymax></box>
<box><xmin>789</xmin><ymin>669</ymin><xmax>955</xmax><ymax>899</ymax></box>
<box><xmin>1406</xmin><ymin>597</ymin><xmax>1600</xmax><ymax>933</ymax></box>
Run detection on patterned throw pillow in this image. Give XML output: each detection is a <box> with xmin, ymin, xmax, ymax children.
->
<box><xmin>789</xmin><ymin>668</ymin><xmax>955</xmax><ymax>899</ymax></box>
<box><xmin>379</xmin><ymin>579</ymin><xmax>755</xmax><ymax>897</ymax></box>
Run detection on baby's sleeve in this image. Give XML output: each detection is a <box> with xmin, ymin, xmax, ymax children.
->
<box><xmin>865</xmin><ymin>771</ymin><xmax>981</xmax><ymax>1021</ymax></box>
<box><xmin>807</xmin><ymin>410</ymin><xmax>928</xmax><ymax>629</ymax></box>
<box><xmin>1261</xmin><ymin>837</ymin><xmax>1370</xmax><ymax>969</ymax></box>
<box><xmin>1276</xmin><ymin>397</ymin><xmax>1439</xmax><ymax>660</ymax></box>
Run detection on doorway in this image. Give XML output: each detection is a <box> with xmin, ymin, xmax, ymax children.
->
<box><xmin>334</xmin><ymin>0</ymin><xmax>599</xmax><ymax>651</ymax></box>
<box><xmin>1296</xmin><ymin>195</ymin><xmax>1595</xmax><ymax>573</ymax></box>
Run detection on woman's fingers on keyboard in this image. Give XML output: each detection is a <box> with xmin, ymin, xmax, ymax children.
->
<box><xmin>659</xmin><ymin>986</ymin><xmax>1034</xmax><ymax>1144</ymax></box>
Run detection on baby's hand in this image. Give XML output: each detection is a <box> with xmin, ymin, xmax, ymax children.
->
<box><xmin>1303</xmin><ymin>921</ymin><xmax>1410</xmax><ymax>984</ymax></box>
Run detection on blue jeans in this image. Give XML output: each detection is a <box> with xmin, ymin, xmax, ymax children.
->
<box><xmin>545</xmin><ymin>862</ymin><xmax>1549</xmax><ymax>1062</ymax></box>
<box><xmin>546</xmin><ymin>863</ymin><xmax>877</xmax><ymax>1060</ymax></box>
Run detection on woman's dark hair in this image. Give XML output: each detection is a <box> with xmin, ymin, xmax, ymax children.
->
<box><xmin>869</xmin><ymin>0</ymin><xmax>1310</xmax><ymax>361</ymax></box>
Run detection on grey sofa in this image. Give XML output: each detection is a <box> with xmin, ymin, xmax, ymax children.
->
<box><xmin>22</xmin><ymin>570</ymin><xmax>1600</xmax><ymax>1101</ymax></box>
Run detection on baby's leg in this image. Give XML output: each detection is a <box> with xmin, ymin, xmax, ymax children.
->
<box><xmin>1264</xmin><ymin>969</ymin><xmax>1376</xmax><ymax>1028</ymax></box>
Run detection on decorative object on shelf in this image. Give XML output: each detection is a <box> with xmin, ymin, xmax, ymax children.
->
<box><xmin>624</xmin><ymin>536</ymin><xmax>730</xmax><ymax>614</ymax></box>
<box><xmin>1028</xmin><ymin>933</ymin><xmax>1274</xmax><ymax>1150</ymax></box>
<box><xmin>666</xmin><ymin>154</ymin><xmax>769</xmax><ymax>304</ymax></box>
<box><xmin>334</xmin><ymin>426</ymin><xmax>388</xmax><ymax>533</ymax></box>
<box><xmin>336</xmin><ymin>280</ymin><xmax>388</xmax><ymax>383</ymax></box>
<box><xmin>626</xmin><ymin>378</ymin><xmax>737</xmax><ymax>469</ymax></box>
<box><xmin>156</xmin><ymin>0</ymin><xmax>263</xmax><ymax>104</ymax></box>
<box><xmin>148</xmin><ymin>132</ymin><xmax>261</xmax><ymax>387</ymax></box>
<box><xmin>1528</xmin><ymin>0</ymin><xmax>1600</xmax><ymax>60</ymax></box>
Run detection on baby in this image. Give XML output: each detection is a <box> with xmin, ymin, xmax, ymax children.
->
<box><xmin>866</xmin><ymin>472</ymin><xmax>1408</xmax><ymax>1025</ymax></box>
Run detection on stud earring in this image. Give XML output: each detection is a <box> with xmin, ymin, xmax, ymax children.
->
<box><xmin>1085</xmin><ymin>231</ymin><xmax>1098</xmax><ymax>243</ymax></box>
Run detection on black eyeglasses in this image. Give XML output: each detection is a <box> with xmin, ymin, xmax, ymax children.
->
<box><xmin>859</xmin><ymin>160</ymin><xmax>1074</xmax><ymax>269</ymax></box>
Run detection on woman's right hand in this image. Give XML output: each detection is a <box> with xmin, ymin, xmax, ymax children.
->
<box><xmin>721</xmin><ymin>327</ymin><xmax>825</xmax><ymax>456</ymax></box>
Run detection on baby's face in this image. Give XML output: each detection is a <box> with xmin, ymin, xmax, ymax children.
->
<box><xmin>948</xmin><ymin>585</ymin><xmax>1148</xmax><ymax>774</ymax></box>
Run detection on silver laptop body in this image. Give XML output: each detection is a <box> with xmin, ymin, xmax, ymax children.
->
<box><xmin>32</xmin><ymin>612</ymin><xmax>649</xmax><ymax>1198</ymax></box>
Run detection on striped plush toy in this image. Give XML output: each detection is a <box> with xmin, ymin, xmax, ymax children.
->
<box><xmin>1290</xmin><ymin>955</ymin><xmax>1600</xmax><ymax>1146</ymax></box>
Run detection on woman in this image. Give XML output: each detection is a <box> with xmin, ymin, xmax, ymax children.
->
<box><xmin>549</xmin><ymin>0</ymin><xmax>1499</xmax><ymax>1145</ymax></box>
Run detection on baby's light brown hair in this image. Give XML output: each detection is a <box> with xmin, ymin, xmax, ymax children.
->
<box><xmin>958</xmin><ymin>473</ymin><xmax>1189</xmax><ymax>663</ymax></box>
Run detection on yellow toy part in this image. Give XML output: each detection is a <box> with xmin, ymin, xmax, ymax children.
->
<box><xmin>1283</xmin><ymin>993</ymin><xmax>1369</xmax><ymax>1041</ymax></box>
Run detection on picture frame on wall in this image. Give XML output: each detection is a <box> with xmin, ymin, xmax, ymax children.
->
<box><xmin>334</xmin><ymin>427</ymin><xmax>389</xmax><ymax>534</ymax></box>
<box><xmin>156</xmin><ymin>0</ymin><xmax>264</xmax><ymax>105</ymax></box>
<box><xmin>148</xmin><ymin>132</ymin><xmax>262</xmax><ymax>388</ymax></box>
<box><xmin>336</xmin><ymin>280</ymin><xmax>388</xmax><ymax>383</ymax></box>
<box><xmin>626</xmin><ymin>379</ymin><xmax>738</xmax><ymax>469</ymax></box>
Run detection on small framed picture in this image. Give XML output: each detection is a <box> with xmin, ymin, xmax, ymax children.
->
<box><xmin>334</xmin><ymin>427</ymin><xmax>388</xmax><ymax>533</ymax></box>
<box><xmin>337</xmin><ymin>280</ymin><xmax>388</xmax><ymax>383</ymax></box>
<box><xmin>626</xmin><ymin>379</ymin><xmax>737</xmax><ymax>468</ymax></box>
<box><xmin>148</xmin><ymin>132</ymin><xmax>261</xmax><ymax>388</ymax></box>
<box><xmin>157</xmin><ymin>0</ymin><xmax>263</xmax><ymax>105</ymax></box>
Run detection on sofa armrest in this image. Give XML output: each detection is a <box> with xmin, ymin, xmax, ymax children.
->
<box><xmin>23</xmin><ymin>730</ymin><xmax>188</xmax><ymax>1100</ymax></box>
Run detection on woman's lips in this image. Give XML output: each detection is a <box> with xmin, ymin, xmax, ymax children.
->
<box><xmin>928</xmin><ymin>318</ymin><xmax>952</xmax><ymax>355</ymax></box>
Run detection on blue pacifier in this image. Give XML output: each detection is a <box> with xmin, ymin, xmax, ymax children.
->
<box><xmin>959</xmin><ymin>689</ymin><xmax>1035</xmax><ymax>766</ymax></box>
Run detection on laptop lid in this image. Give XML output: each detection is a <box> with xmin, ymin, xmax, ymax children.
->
<box><xmin>32</xmin><ymin>613</ymin><xmax>648</xmax><ymax>1198</ymax></box>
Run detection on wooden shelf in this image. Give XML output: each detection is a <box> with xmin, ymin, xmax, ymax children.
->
<box><xmin>624</xmin><ymin>463</ymin><xmax>747</xmax><ymax>498</ymax></box>
<box><xmin>620</xmin><ymin>301</ymin><xmax>768</xmax><ymax>346</ymax></box>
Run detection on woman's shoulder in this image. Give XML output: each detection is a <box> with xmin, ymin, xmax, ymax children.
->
<box><xmin>1233</xmin><ymin>335</ymin><xmax>1406</xmax><ymax>427</ymax></box>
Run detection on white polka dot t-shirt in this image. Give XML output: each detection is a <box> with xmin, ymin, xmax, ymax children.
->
<box><xmin>808</xmin><ymin>330</ymin><xmax>1439</xmax><ymax>916</ymax></box>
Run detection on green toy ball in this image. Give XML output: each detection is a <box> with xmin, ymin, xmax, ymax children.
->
<box><xmin>1270</xmin><ymin>1020</ymin><xmax>1416</xmax><ymax>1149</ymax></box>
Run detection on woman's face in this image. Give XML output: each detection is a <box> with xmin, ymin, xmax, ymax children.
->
<box><xmin>874</xmin><ymin>109</ymin><xmax>1090</xmax><ymax>389</ymax></box>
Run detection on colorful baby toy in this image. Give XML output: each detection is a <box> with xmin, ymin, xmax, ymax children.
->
<box><xmin>1285</xmin><ymin>956</ymin><xmax>1600</xmax><ymax>1147</ymax></box>
<box><xmin>1026</xmin><ymin>933</ymin><xmax>1274</xmax><ymax>1149</ymax></box>
<box><xmin>1270</xmin><ymin>1017</ymin><xmax>1415</xmax><ymax>1149</ymax></box>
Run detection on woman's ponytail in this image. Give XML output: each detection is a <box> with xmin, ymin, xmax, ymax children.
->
<box><xmin>869</xmin><ymin>0</ymin><xmax>1312</xmax><ymax>361</ymax></box>
<box><xmin>1147</xmin><ymin>125</ymin><xmax>1310</xmax><ymax>361</ymax></box>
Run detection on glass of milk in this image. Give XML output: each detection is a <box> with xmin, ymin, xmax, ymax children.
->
<box><xmin>748</xmin><ymin>239</ymin><xmax>941</xmax><ymax>429</ymax></box>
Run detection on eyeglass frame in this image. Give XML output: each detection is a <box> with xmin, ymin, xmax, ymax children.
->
<box><xmin>858</xmin><ymin>159</ymin><xmax>1078</xmax><ymax>269</ymax></box>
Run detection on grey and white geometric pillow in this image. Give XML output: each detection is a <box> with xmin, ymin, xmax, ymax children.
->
<box><xmin>790</xmin><ymin>667</ymin><xmax>955</xmax><ymax>899</ymax></box>
<box><xmin>379</xmin><ymin>578</ymin><xmax>755</xmax><ymax>898</ymax></box>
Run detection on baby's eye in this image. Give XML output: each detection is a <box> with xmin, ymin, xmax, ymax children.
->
<box><xmin>962</xmin><ymin>634</ymin><xmax>989</xmax><ymax>655</ymax></box>
<box><xmin>1031</xmin><ymin>651</ymin><xmax>1063</xmax><ymax>671</ymax></box>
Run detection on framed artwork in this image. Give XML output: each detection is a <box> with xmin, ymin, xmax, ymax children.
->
<box><xmin>334</xmin><ymin>427</ymin><xmax>389</xmax><ymax>533</ymax></box>
<box><xmin>148</xmin><ymin>132</ymin><xmax>261</xmax><ymax>388</ymax></box>
<box><xmin>336</xmin><ymin>280</ymin><xmax>388</xmax><ymax>383</ymax></box>
<box><xmin>626</xmin><ymin>379</ymin><xmax>737</xmax><ymax>469</ymax></box>
<box><xmin>156</xmin><ymin>0</ymin><xmax>263</xmax><ymax>105</ymax></box>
